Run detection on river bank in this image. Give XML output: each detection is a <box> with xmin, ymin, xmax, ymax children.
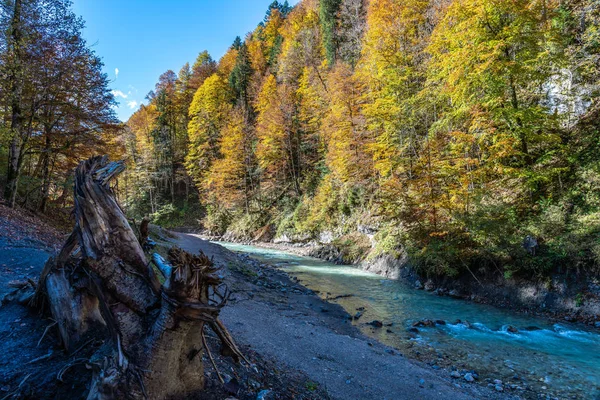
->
<box><xmin>196</xmin><ymin>232</ymin><xmax>600</xmax><ymax>331</ymax></box>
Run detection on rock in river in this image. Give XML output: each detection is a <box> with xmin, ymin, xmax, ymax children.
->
<box><xmin>413</xmin><ymin>319</ymin><xmax>435</xmax><ymax>327</ymax></box>
<box><xmin>424</xmin><ymin>280</ymin><xmax>435</xmax><ymax>291</ymax></box>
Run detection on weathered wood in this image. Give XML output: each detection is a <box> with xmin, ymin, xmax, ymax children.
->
<box><xmin>34</xmin><ymin>156</ymin><xmax>244</xmax><ymax>400</ymax></box>
<box><xmin>45</xmin><ymin>268</ymin><xmax>104</xmax><ymax>352</ymax></box>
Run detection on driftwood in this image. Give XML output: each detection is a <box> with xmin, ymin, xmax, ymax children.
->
<box><xmin>33</xmin><ymin>156</ymin><xmax>245</xmax><ymax>399</ymax></box>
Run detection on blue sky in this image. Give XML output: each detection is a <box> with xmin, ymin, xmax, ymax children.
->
<box><xmin>72</xmin><ymin>0</ymin><xmax>300</xmax><ymax>122</ymax></box>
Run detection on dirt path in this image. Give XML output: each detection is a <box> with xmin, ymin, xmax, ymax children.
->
<box><xmin>0</xmin><ymin>204</ymin><xmax>63</xmax><ymax>298</ymax></box>
<box><xmin>172</xmin><ymin>232</ymin><xmax>510</xmax><ymax>400</ymax></box>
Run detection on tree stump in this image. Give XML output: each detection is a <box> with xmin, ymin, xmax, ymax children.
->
<box><xmin>34</xmin><ymin>156</ymin><xmax>245</xmax><ymax>399</ymax></box>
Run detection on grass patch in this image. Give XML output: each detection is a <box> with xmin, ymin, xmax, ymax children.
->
<box><xmin>305</xmin><ymin>381</ymin><xmax>319</xmax><ymax>392</ymax></box>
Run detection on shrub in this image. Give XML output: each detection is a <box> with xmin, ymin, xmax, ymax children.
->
<box><xmin>203</xmin><ymin>205</ymin><xmax>231</xmax><ymax>235</ymax></box>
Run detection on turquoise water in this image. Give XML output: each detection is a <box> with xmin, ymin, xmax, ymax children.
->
<box><xmin>217</xmin><ymin>242</ymin><xmax>600</xmax><ymax>399</ymax></box>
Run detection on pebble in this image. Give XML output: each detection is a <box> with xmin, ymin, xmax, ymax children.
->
<box><xmin>249</xmin><ymin>379</ymin><xmax>260</xmax><ymax>389</ymax></box>
<box><xmin>494</xmin><ymin>384</ymin><xmax>504</xmax><ymax>392</ymax></box>
<box><xmin>419</xmin><ymin>379</ymin><xmax>425</xmax><ymax>388</ymax></box>
<box><xmin>450</xmin><ymin>371</ymin><xmax>461</xmax><ymax>379</ymax></box>
<box><xmin>464</xmin><ymin>373</ymin><xmax>475</xmax><ymax>382</ymax></box>
<box><xmin>506</xmin><ymin>325</ymin><xmax>519</xmax><ymax>333</ymax></box>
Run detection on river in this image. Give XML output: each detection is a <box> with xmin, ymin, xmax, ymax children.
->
<box><xmin>217</xmin><ymin>241</ymin><xmax>600</xmax><ymax>400</ymax></box>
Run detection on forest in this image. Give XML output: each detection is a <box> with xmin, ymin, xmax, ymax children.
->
<box><xmin>2</xmin><ymin>0</ymin><xmax>600</xmax><ymax>281</ymax></box>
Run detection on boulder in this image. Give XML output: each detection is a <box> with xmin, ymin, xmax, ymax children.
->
<box><xmin>412</xmin><ymin>319</ymin><xmax>435</xmax><ymax>327</ymax></box>
<box><xmin>424</xmin><ymin>280</ymin><xmax>435</xmax><ymax>291</ymax></box>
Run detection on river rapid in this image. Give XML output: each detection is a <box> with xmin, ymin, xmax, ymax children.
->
<box><xmin>217</xmin><ymin>241</ymin><xmax>600</xmax><ymax>400</ymax></box>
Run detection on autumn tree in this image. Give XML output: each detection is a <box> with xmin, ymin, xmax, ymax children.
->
<box><xmin>337</xmin><ymin>0</ymin><xmax>367</xmax><ymax>67</ymax></box>
<box><xmin>2</xmin><ymin>0</ymin><xmax>24</xmax><ymax>207</ymax></box>
<box><xmin>0</xmin><ymin>0</ymin><xmax>117</xmax><ymax>209</ymax></box>
<box><xmin>428</xmin><ymin>0</ymin><xmax>565</xmax><ymax>213</ymax></box>
<box><xmin>255</xmin><ymin>74</ymin><xmax>301</xmax><ymax>195</ymax></box>
<box><xmin>277</xmin><ymin>0</ymin><xmax>323</xmax><ymax>83</ymax></box>
<box><xmin>189</xmin><ymin>50</ymin><xmax>218</xmax><ymax>93</ymax></box>
<box><xmin>323</xmin><ymin>63</ymin><xmax>370</xmax><ymax>183</ymax></box>
<box><xmin>205</xmin><ymin>110</ymin><xmax>253</xmax><ymax>210</ymax></box>
<box><xmin>186</xmin><ymin>73</ymin><xmax>232</xmax><ymax>193</ymax></box>
<box><xmin>296</xmin><ymin>66</ymin><xmax>327</xmax><ymax>191</ymax></box>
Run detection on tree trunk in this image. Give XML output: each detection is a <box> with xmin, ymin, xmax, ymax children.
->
<box><xmin>39</xmin><ymin>134</ymin><xmax>52</xmax><ymax>212</ymax></box>
<box><xmin>4</xmin><ymin>0</ymin><xmax>24</xmax><ymax>208</ymax></box>
<box><xmin>34</xmin><ymin>156</ymin><xmax>245</xmax><ymax>399</ymax></box>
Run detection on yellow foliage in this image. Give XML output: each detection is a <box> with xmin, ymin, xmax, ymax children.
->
<box><xmin>186</xmin><ymin>73</ymin><xmax>232</xmax><ymax>191</ymax></box>
<box><xmin>323</xmin><ymin>63</ymin><xmax>371</xmax><ymax>184</ymax></box>
<box><xmin>218</xmin><ymin>47</ymin><xmax>238</xmax><ymax>77</ymax></box>
<box><xmin>247</xmin><ymin>28</ymin><xmax>267</xmax><ymax>75</ymax></box>
<box><xmin>205</xmin><ymin>110</ymin><xmax>248</xmax><ymax>208</ymax></box>
<box><xmin>278</xmin><ymin>1</ymin><xmax>322</xmax><ymax>81</ymax></box>
<box><xmin>255</xmin><ymin>74</ymin><xmax>297</xmax><ymax>189</ymax></box>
